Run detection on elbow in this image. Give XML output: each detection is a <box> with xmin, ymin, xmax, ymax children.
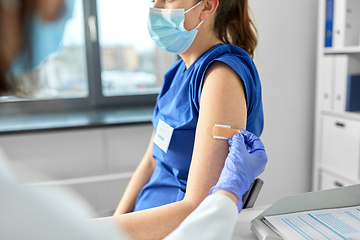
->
<box><xmin>178</xmin><ymin>199</ymin><xmax>198</xmax><ymax>220</ymax></box>
<box><xmin>148</xmin><ymin>158</ymin><xmax>156</xmax><ymax>172</ymax></box>
<box><xmin>144</xmin><ymin>155</ymin><xmax>157</xmax><ymax>172</ymax></box>
<box><xmin>181</xmin><ymin>195</ymin><xmax>206</xmax><ymax>214</ymax></box>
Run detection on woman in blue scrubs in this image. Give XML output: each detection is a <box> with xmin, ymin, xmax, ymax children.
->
<box><xmin>113</xmin><ymin>0</ymin><xmax>264</xmax><ymax>238</ymax></box>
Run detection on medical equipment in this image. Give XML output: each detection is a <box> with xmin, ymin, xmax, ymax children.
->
<box><xmin>207</xmin><ymin>124</ymin><xmax>241</xmax><ymax>139</ymax></box>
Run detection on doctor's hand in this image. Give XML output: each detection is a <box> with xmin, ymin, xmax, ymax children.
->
<box><xmin>209</xmin><ymin>129</ymin><xmax>267</xmax><ymax>212</ymax></box>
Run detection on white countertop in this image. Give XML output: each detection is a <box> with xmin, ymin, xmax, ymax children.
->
<box><xmin>232</xmin><ymin>205</ymin><xmax>270</xmax><ymax>240</ymax></box>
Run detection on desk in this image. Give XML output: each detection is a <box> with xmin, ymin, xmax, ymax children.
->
<box><xmin>232</xmin><ymin>205</ymin><xmax>270</xmax><ymax>240</ymax></box>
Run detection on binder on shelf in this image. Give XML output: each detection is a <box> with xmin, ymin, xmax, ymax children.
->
<box><xmin>327</xmin><ymin>0</ymin><xmax>360</xmax><ymax>49</ymax></box>
<box><xmin>332</xmin><ymin>0</ymin><xmax>346</xmax><ymax>48</ymax></box>
<box><xmin>345</xmin><ymin>0</ymin><xmax>360</xmax><ymax>47</ymax></box>
<box><xmin>334</xmin><ymin>55</ymin><xmax>360</xmax><ymax>112</ymax></box>
<box><xmin>325</xmin><ymin>0</ymin><xmax>334</xmax><ymax>47</ymax></box>
<box><xmin>319</xmin><ymin>55</ymin><xmax>334</xmax><ymax>110</ymax></box>
<box><xmin>333</xmin><ymin>55</ymin><xmax>348</xmax><ymax>112</ymax></box>
<box><xmin>346</xmin><ymin>75</ymin><xmax>360</xmax><ymax>111</ymax></box>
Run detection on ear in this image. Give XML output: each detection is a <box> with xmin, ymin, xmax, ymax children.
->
<box><xmin>200</xmin><ymin>0</ymin><xmax>219</xmax><ymax>21</ymax></box>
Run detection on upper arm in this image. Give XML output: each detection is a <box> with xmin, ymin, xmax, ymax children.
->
<box><xmin>113</xmin><ymin>130</ymin><xmax>156</xmax><ymax>215</ymax></box>
<box><xmin>184</xmin><ymin>62</ymin><xmax>247</xmax><ymax>204</ymax></box>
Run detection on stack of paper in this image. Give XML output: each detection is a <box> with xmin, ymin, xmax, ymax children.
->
<box><xmin>263</xmin><ymin>205</ymin><xmax>360</xmax><ymax>240</ymax></box>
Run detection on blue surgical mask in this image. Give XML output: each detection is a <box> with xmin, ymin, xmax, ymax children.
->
<box><xmin>147</xmin><ymin>1</ymin><xmax>204</xmax><ymax>54</ymax></box>
<box><xmin>12</xmin><ymin>0</ymin><xmax>75</xmax><ymax>73</ymax></box>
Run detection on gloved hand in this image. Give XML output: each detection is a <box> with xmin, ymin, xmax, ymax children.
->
<box><xmin>209</xmin><ymin>129</ymin><xmax>267</xmax><ymax>212</ymax></box>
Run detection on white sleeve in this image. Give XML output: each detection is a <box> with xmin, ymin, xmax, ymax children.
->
<box><xmin>164</xmin><ymin>194</ymin><xmax>238</xmax><ymax>240</ymax></box>
<box><xmin>0</xmin><ymin>151</ymin><xmax>128</xmax><ymax>240</ymax></box>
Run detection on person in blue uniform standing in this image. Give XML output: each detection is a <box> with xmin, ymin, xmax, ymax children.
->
<box><xmin>112</xmin><ymin>0</ymin><xmax>264</xmax><ymax>238</ymax></box>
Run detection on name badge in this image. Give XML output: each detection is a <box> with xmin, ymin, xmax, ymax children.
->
<box><xmin>154</xmin><ymin>119</ymin><xmax>174</xmax><ymax>153</ymax></box>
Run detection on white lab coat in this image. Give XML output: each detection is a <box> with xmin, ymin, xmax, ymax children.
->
<box><xmin>0</xmin><ymin>148</ymin><xmax>238</xmax><ymax>240</ymax></box>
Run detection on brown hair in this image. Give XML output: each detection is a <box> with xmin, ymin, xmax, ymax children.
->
<box><xmin>0</xmin><ymin>10</ymin><xmax>8</xmax><ymax>94</ymax></box>
<box><xmin>211</xmin><ymin>0</ymin><xmax>258</xmax><ymax>58</ymax></box>
<box><xmin>0</xmin><ymin>75</ymin><xmax>7</xmax><ymax>95</ymax></box>
<box><xmin>0</xmin><ymin>0</ymin><xmax>30</xmax><ymax>95</ymax></box>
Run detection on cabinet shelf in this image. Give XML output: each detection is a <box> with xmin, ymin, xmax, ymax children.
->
<box><xmin>324</xmin><ymin>46</ymin><xmax>360</xmax><ymax>55</ymax></box>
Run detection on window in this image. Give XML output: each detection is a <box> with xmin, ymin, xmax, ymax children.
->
<box><xmin>1</xmin><ymin>0</ymin><xmax>176</xmax><ymax>113</ymax></box>
<box><xmin>97</xmin><ymin>0</ymin><xmax>174</xmax><ymax>97</ymax></box>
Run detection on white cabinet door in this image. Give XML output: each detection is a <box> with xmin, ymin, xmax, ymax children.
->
<box><xmin>321</xmin><ymin>115</ymin><xmax>360</xmax><ymax>180</ymax></box>
<box><xmin>320</xmin><ymin>171</ymin><xmax>352</xmax><ymax>190</ymax></box>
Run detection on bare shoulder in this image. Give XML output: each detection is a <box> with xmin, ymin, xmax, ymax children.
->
<box><xmin>199</xmin><ymin>61</ymin><xmax>247</xmax><ymax>133</ymax></box>
<box><xmin>202</xmin><ymin>61</ymin><xmax>245</xmax><ymax>96</ymax></box>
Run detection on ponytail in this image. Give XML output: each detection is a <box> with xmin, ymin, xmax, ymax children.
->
<box><xmin>213</xmin><ymin>0</ymin><xmax>257</xmax><ymax>58</ymax></box>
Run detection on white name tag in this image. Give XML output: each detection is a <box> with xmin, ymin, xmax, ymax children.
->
<box><xmin>154</xmin><ymin>119</ymin><xmax>174</xmax><ymax>153</ymax></box>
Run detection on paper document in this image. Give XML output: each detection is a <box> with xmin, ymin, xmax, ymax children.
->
<box><xmin>263</xmin><ymin>205</ymin><xmax>360</xmax><ymax>240</ymax></box>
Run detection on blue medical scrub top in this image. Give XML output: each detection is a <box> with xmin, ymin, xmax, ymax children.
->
<box><xmin>134</xmin><ymin>43</ymin><xmax>264</xmax><ymax>212</ymax></box>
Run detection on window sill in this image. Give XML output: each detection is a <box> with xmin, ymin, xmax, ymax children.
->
<box><xmin>0</xmin><ymin>106</ymin><xmax>154</xmax><ymax>135</ymax></box>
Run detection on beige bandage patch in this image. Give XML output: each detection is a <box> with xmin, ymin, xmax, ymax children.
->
<box><xmin>207</xmin><ymin>124</ymin><xmax>241</xmax><ymax>140</ymax></box>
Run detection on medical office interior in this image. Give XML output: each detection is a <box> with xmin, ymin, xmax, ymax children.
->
<box><xmin>1</xmin><ymin>0</ymin><xmax>359</xmax><ymax>227</ymax></box>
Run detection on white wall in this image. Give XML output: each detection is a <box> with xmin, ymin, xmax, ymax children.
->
<box><xmin>249</xmin><ymin>0</ymin><xmax>319</xmax><ymax>205</ymax></box>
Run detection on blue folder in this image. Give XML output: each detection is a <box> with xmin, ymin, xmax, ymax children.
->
<box><xmin>346</xmin><ymin>75</ymin><xmax>360</xmax><ymax>112</ymax></box>
<box><xmin>325</xmin><ymin>0</ymin><xmax>334</xmax><ymax>47</ymax></box>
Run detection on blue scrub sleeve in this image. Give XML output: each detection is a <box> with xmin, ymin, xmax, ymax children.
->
<box><xmin>192</xmin><ymin>55</ymin><xmax>259</xmax><ymax>128</ymax></box>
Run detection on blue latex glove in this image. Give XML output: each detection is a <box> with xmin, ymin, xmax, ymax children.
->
<box><xmin>209</xmin><ymin>129</ymin><xmax>267</xmax><ymax>212</ymax></box>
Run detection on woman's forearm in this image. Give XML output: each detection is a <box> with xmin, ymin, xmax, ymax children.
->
<box><xmin>102</xmin><ymin>199</ymin><xmax>198</xmax><ymax>240</ymax></box>
<box><xmin>214</xmin><ymin>189</ymin><xmax>239</xmax><ymax>204</ymax></box>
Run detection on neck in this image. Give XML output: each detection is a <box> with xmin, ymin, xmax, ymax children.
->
<box><xmin>179</xmin><ymin>32</ymin><xmax>223</xmax><ymax>69</ymax></box>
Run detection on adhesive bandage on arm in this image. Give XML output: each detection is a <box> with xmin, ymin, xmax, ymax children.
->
<box><xmin>206</xmin><ymin>124</ymin><xmax>241</xmax><ymax>140</ymax></box>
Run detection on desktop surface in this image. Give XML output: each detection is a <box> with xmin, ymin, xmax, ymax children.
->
<box><xmin>232</xmin><ymin>205</ymin><xmax>270</xmax><ymax>240</ymax></box>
